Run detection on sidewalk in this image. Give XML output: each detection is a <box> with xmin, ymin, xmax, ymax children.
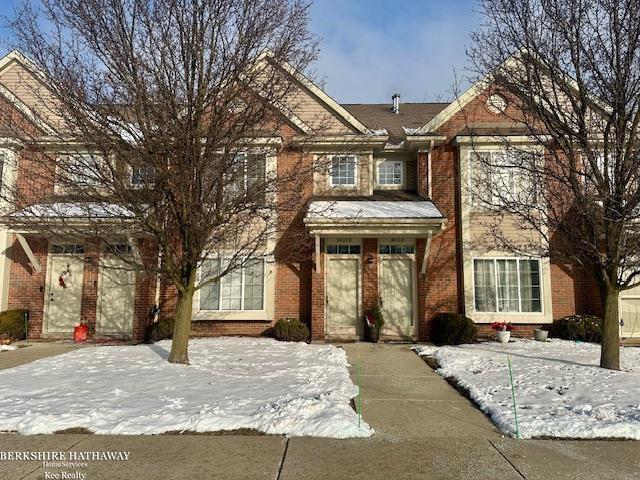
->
<box><xmin>0</xmin><ymin>342</ymin><xmax>638</xmax><ymax>479</ymax></box>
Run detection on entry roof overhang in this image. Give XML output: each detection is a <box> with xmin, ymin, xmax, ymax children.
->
<box><xmin>304</xmin><ymin>200</ymin><xmax>446</xmax><ymax>237</ymax></box>
<box><xmin>6</xmin><ymin>202</ymin><xmax>138</xmax><ymax>234</ymax></box>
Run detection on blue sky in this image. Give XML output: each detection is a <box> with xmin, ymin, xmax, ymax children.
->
<box><xmin>310</xmin><ymin>0</ymin><xmax>480</xmax><ymax>103</ymax></box>
<box><xmin>0</xmin><ymin>0</ymin><xmax>480</xmax><ymax>104</ymax></box>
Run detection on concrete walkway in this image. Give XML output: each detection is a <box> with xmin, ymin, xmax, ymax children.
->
<box><xmin>0</xmin><ymin>342</ymin><xmax>81</xmax><ymax>370</ymax></box>
<box><xmin>1</xmin><ymin>343</ymin><xmax>639</xmax><ymax>479</ymax></box>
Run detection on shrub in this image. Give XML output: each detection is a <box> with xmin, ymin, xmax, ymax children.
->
<box><xmin>272</xmin><ymin>317</ymin><xmax>309</xmax><ymax>343</ymax></box>
<box><xmin>431</xmin><ymin>312</ymin><xmax>477</xmax><ymax>346</ymax></box>
<box><xmin>0</xmin><ymin>309</ymin><xmax>28</xmax><ymax>342</ymax></box>
<box><xmin>149</xmin><ymin>318</ymin><xmax>174</xmax><ymax>342</ymax></box>
<box><xmin>365</xmin><ymin>300</ymin><xmax>385</xmax><ymax>330</ymax></box>
<box><xmin>549</xmin><ymin>314</ymin><xmax>602</xmax><ymax>343</ymax></box>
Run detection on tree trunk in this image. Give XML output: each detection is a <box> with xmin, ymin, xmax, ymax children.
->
<box><xmin>168</xmin><ymin>281</ymin><xmax>195</xmax><ymax>365</ymax></box>
<box><xmin>600</xmin><ymin>286</ymin><xmax>620</xmax><ymax>370</ymax></box>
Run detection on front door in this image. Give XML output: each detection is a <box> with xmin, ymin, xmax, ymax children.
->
<box><xmin>620</xmin><ymin>297</ymin><xmax>640</xmax><ymax>338</ymax></box>
<box><xmin>379</xmin><ymin>240</ymin><xmax>416</xmax><ymax>339</ymax></box>
<box><xmin>45</xmin><ymin>247</ymin><xmax>85</xmax><ymax>333</ymax></box>
<box><xmin>326</xmin><ymin>256</ymin><xmax>361</xmax><ymax>338</ymax></box>
<box><xmin>97</xmin><ymin>255</ymin><xmax>136</xmax><ymax>336</ymax></box>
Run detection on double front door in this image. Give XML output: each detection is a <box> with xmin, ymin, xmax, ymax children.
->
<box><xmin>44</xmin><ymin>244</ymin><xmax>135</xmax><ymax>336</ymax></box>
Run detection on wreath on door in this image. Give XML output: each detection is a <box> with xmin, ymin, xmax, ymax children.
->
<box><xmin>58</xmin><ymin>265</ymin><xmax>72</xmax><ymax>289</ymax></box>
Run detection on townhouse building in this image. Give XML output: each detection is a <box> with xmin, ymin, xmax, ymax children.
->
<box><xmin>0</xmin><ymin>50</ymin><xmax>615</xmax><ymax>343</ymax></box>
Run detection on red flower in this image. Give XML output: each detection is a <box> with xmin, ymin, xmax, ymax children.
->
<box><xmin>490</xmin><ymin>322</ymin><xmax>513</xmax><ymax>331</ymax></box>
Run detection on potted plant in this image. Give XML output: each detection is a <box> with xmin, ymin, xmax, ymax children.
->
<box><xmin>534</xmin><ymin>326</ymin><xmax>549</xmax><ymax>342</ymax></box>
<box><xmin>491</xmin><ymin>322</ymin><xmax>513</xmax><ymax>343</ymax></box>
<box><xmin>365</xmin><ymin>300</ymin><xmax>384</xmax><ymax>343</ymax></box>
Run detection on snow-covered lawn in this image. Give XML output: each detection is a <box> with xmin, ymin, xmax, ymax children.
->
<box><xmin>414</xmin><ymin>339</ymin><xmax>640</xmax><ymax>439</ymax></box>
<box><xmin>0</xmin><ymin>337</ymin><xmax>371</xmax><ymax>438</ymax></box>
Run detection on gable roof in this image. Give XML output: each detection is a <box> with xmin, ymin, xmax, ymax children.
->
<box><xmin>342</xmin><ymin>103</ymin><xmax>448</xmax><ymax>142</ymax></box>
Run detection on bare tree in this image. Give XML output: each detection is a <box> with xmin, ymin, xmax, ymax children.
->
<box><xmin>4</xmin><ymin>0</ymin><xmax>321</xmax><ymax>364</ymax></box>
<box><xmin>465</xmin><ymin>0</ymin><xmax>640</xmax><ymax>369</ymax></box>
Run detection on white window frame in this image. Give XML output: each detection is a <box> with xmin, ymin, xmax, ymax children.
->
<box><xmin>328</xmin><ymin>155</ymin><xmax>358</xmax><ymax>188</ymax></box>
<box><xmin>376</xmin><ymin>159</ymin><xmax>404</xmax><ymax>189</ymax></box>
<box><xmin>471</xmin><ymin>257</ymin><xmax>544</xmax><ymax>314</ymax></box>
<box><xmin>197</xmin><ymin>257</ymin><xmax>266</xmax><ymax>312</ymax></box>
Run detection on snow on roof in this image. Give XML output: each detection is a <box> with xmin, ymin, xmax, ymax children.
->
<box><xmin>306</xmin><ymin>200</ymin><xmax>444</xmax><ymax>221</ymax></box>
<box><xmin>10</xmin><ymin>202</ymin><xmax>135</xmax><ymax>219</ymax></box>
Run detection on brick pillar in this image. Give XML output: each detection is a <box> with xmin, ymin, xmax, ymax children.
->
<box><xmin>133</xmin><ymin>238</ymin><xmax>158</xmax><ymax>341</ymax></box>
<box><xmin>417</xmin><ymin>151</ymin><xmax>429</xmax><ymax>198</ymax></box>
<box><xmin>81</xmin><ymin>241</ymin><xmax>100</xmax><ymax>334</ymax></box>
<box><xmin>362</xmin><ymin>238</ymin><xmax>379</xmax><ymax>314</ymax></box>
<box><xmin>8</xmin><ymin>235</ymin><xmax>48</xmax><ymax>339</ymax></box>
<box><xmin>310</xmin><ymin>244</ymin><xmax>325</xmax><ymax>341</ymax></box>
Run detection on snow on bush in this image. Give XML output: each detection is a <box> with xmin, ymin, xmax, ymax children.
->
<box><xmin>414</xmin><ymin>339</ymin><xmax>640</xmax><ymax>439</ymax></box>
<box><xmin>0</xmin><ymin>337</ymin><xmax>372</xmax><ymax>438</ymax></box>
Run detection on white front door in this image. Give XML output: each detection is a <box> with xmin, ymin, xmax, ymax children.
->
<box><xmin>379</xmin><ymin>247</ymin><xmax>416</xmax><ymax>339</ymax></box>
<box><xmin>326</xmin><ymin>257</ymin><xmax>361</xmax><ymax>338</ymax></box>
<box><xmin>620</xmin><ymin>297</ymin><xmax>640</xmax><ymax>338</ymax></box>
<box><xmin>97</xmin><ymin>256</ymin><xmax>136</xmax><ymax>336</ymax></box>
<box><xmin>45</xmin><ymin>252</ymin><xmax>84</xmax><ymax>333</ymax></box>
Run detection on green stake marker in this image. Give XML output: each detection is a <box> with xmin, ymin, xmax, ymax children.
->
<box><xmin>356</xmin><ymin>352</ymin><xmax>362</xmax><ymax>428</ymax></box>
<box><xmin>507</xmin><ymin>354</ymin><xmax>519</xmax><ymax>439</ymax></box>
<box><xmin>23</xmin><ymin>311</ymin><xmax>28</xmax><ymax>347</ymax></box>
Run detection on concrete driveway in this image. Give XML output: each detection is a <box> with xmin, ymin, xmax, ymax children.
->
<box><xmin>1</xmin><ymin>342</ymin><xmax>639</xmax><ymax>479</ymax></box>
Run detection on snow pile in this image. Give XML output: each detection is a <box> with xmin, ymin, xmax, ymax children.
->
<box><xmin>414</xmin><ymin>339</ymin><xmax>640</xmax><ymax>439</ymax></box>
<box><xmin>0</xmin><ymin>344</ymin><xmax>16</xmax><ymax>351</ymax></box>
<box><xmin>0</xmin><ymin>337</ymin><xmax>371</xmax><ymax>437</ymax></box>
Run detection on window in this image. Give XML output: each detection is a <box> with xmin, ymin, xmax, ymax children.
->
<box><xmin>473</xmin><ymin>258</ymin><xmax>542</xmax><ymax>313</ymax></box>
<box><xmin>470</xmin><ymin>150</ymin><xmax>537</xmax><ymax>205</ymax></box>
<box><xmin>377</xmin><ymin>160</ymin><xmax>403</xmax><ymax>186</ymax></box>
<box><xmin>131</xmin><ymin>165</ymin><xmax>155</xmax><ymax>186</ymax></box>
<box><xmin>62</xmin><ymin>154</ymin><xmax>104</xmax><ymax>188</ymax></box>
<box><xmin>199</xmin><ymin>258</ymin><xmax>264</xmax><ymax>311</ymax></box>
<box><xmin>379</xmin><ymin>244</ymin><xmax>415</xmax><ymax>254</ymax></box>
<box><xmin>225</xmin><ymin>153</ymin><xmax>266</xmax><ymax>202</ymax></box>
<box><xmin>330</xmin><ymin>155</ymin><xmax>356</xmax><ymax>186</ymax></box>
<box><xmin>51</xmin><ymin>244</ymin><xmax>85</xmax><ymax>254</ymax></box>
<box><xmin>326</xmin><ymin>244</ymin><xmax>361</xmax><ymax>254</ymax></box>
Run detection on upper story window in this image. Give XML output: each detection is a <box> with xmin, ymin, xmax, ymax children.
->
<box><xmin>58</xmin><ymin>153</ymin><xmax>104</xmax><ymax>190</ymax></box>
<box><xmin>225</xmin><ymin>153</ymin><xmax>266</xmax><ymax>202</ymax></box>
<box><xmin>470</xmin><ymin>150</ymin><xmax>537</xmax><ymax>206</ymax></box>
<box><xmin>330</xmin><ymin>155</ymin><xmax>357</xmax><ymax>187</ymax></box>
<box><xmin>377</xmin><ymin>160</ymin><xmax>403</xmax><ymax>187</ymax></box>
<box><xmin>474</xmin><ymin>258</ymin><xmax>542</xmax><ymax>313</ymax></box>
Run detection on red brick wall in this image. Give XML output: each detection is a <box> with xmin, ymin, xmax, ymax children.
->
<box><xmin>550</xmin><ymin>261</ymin><xmax>603</xmax><ymax>319</ymax></box>
<box><xmin>80</xmin><ymin>242</ymin><xmax>99</xmax><ymax>333</ymax></box>
<box><xmin>362</xmin><ymin>238</ymin><xmax>379</xmax><ymax>314</ymax></box>
<box><xmin>310</xmin><ymin>247</ymin><xmax>325</xmax><ymax>340</ymax></box>
<box><xmin>416</xmin><ymin>145</ymin><xmax>464</xmax><ymax>341</ymax></box>
<box><xmin>7</xmin><ymin>235</ymin><xmax>47</xmax><ymax>339</ymax></box>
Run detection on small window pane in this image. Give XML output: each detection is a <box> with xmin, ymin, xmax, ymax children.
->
<box><xmin>131</xmin><ymin>165</ymin><xmax>155</xmax><ymax>185</ymax></box>
<box><xmin>496</xmin><ymin>259</ymin><xmax>519</xmax><ymax>312</ymax></box>
<box><xmin>330</xmin><ymin>156</ymin><xmax>356</xmax><ymax>186</ymax></box>
<box><xmin>220</xmin><ymin>263</ymin><xmax>242</xmax><ymax>310</ymax></box>
<box><xmin>200</xmin><ymin>259</ymin><xmax>220</xmax><ymax>311</ymax></box>
<box><xmin>519</xmin><ymin>259</ymin><xmax>541</xmax><ymax>312</ymax></box>
<box><xmin>243</xmin><ymin>259</ymin><xmax>264</xmax><ymax>310</ymax></box>
<box><xmin>474</xmin><ymin>259</ymin><xmax>496</xmax><ymax>312</ymax></box>
<box><xmin>327</xmin><ymin>245</ymin><xmax>338</xmax><ymax>254</ymax></box>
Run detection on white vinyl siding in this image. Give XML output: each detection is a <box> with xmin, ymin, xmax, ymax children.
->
<box><xmin>473</xmin><ymin>258</ymin><xmax>542</xmax><ymax>313</ymax></box>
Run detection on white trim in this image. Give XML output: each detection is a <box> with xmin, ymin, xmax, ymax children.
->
<box><xmin>15</xmin><ymin>233</ymin><xmax>41</xmax><ymax>273</ymax></box>
<box><xmin>421</xmin><ymin>232</ymin><xmax>433</xmax><ymax>275</ymax></box>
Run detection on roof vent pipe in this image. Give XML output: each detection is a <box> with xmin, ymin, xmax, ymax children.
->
<box><xmin>392</xmin><ymin>93</ymin><xmax>400</xmax><ymax>114</ymax></box>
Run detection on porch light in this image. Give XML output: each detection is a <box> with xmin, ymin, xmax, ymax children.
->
<box><xmin>366</xmin><ymin>255</ymin><xmax>374</xmax><ymax>264</ymax></box>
